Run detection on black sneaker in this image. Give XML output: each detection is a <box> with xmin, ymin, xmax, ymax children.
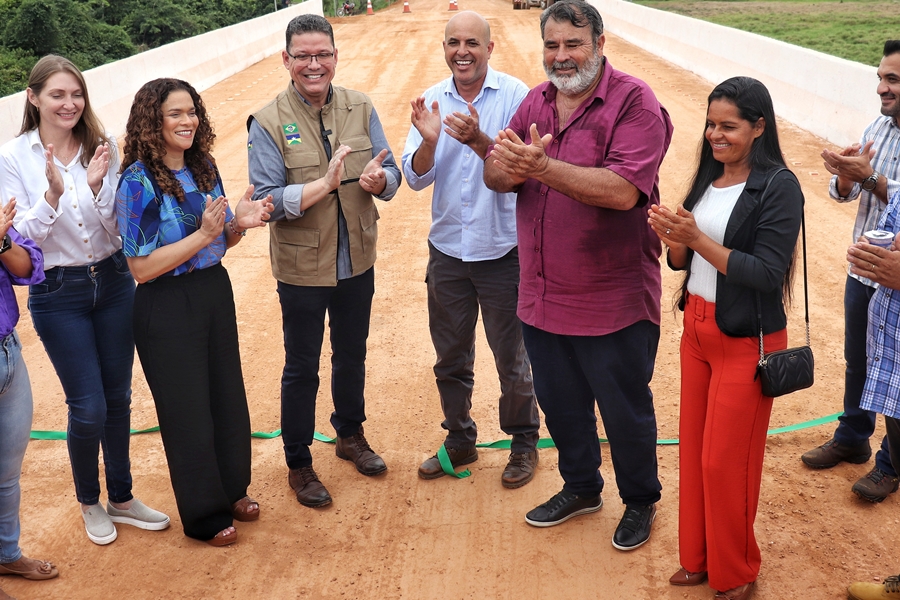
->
<box><xmin>524</xmin><ymin>489</ymin><xmax>602</xmax><ymax>527</ymax></box>
<box><xmin>612</xmin><ymin>504</ymin><xmax>656</xmax><ymax>551</ymax></box>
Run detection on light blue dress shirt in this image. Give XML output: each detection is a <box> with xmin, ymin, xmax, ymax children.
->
<box><xmin>401</xmin><ymin>67</ymin><xmax>528</xmax><ymax>262</ymax></box>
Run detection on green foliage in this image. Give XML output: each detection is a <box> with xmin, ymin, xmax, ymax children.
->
<box><xmin>635</xmin><ymin>0</ymin><xmax>900</xmax><ymax>66</ymax></box>
<box><xmin>122</xmin><ymin>0</ymin><xmax>201</xmax><ymax>49</ymax></box>
<box><xmin>0</xmin><ymin>46</ymin><xmax>35</xmax><ymax>97</ymax></box>
<box><xmin>4</xmin><ymin>0</ymin><xmax>59</xmax><ymax>55</ymax></box>
<box><xmin>0</xmin><ymin>0</ymin><xmax>284</xmax><ymax>95</ymax></box>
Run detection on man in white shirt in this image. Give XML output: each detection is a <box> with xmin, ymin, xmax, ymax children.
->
<box><xmin>401</xmin><ymin>11</ymin><xmax>540</xmax><ymax>487</ymax></box>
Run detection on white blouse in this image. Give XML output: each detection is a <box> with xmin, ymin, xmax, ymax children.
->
<box><xmin>687</xmin><ymin>182</ymin><xmax>746</xmax><ymax>303</ymax></box>
<box><xmin>0</xmin><ymin>128</ymin><xmax>121</xmax><ymax>269</ymax></box>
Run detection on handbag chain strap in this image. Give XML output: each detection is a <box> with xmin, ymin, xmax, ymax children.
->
<box><xmin>756</xmin><ymin>168</ymin><xmax>810</xmax><ymax>363</ymax></box>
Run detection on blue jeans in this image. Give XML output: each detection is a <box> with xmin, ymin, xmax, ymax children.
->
<box><xmin>0</xmin><ymin>331</ymin><xmax>33</xmax><ymax>564</ymax></box>
<box><xmin>834</xmin><ymin>276</ymin><xmax>895</xmax><ymax>475</ymax></box>
<box><xmin>278</xmin><ymin>268</ymin><xmax>374</xmax><ymax>469</ymax></box>
<box><xmin>28</xmin><ymin>251</ymin><xmax>135</xmax><ymax>505</ymax></box>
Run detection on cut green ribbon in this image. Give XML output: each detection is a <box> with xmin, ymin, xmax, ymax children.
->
<box><xmin>437</xmin><ymin>443</ymin><xmax>472</xmax><ymax>478</ymax></box>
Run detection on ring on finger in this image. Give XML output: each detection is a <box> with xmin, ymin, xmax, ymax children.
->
<box><xmin>666</xmin><ymin>228</ymin><xmax>671</xmax><ymax>235</ymax></box>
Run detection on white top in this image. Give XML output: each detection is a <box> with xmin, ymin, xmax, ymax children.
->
<box><xmin>0</xmin><ymin>129</ymin><xmax>121</xmax><ymax>269</ymax></box>
<box><xmin>687</xmin><ymin>182</ymin><xmax>746</xmax><ymax>303</ymax></box>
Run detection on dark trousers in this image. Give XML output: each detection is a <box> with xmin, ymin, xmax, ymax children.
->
<box><xmin>426</xmin><ymin>244</ymin><xmax>539</xmax><ymax>453</ymax></box>
<box><xmin>133</xmin><ymin>264</ymin><xmax>252</xmax><ymax>541</ymax></box>
<box><xmin>278</xmin><ymin>268</ymin><xmax>374</xmax><ymax>469</ymax></box>
<box><xmin>522</xmin><ymin>320</ymin><xmax>662</xmax><ymax>504</ymax></box>
<box><xmin>888</xmin><ymin>416</ymin><xmax>900</xmax><ymax>476</ymax></box>
<box><xmin>834</xmin><ymin>276</ymin><xmax>894</xmax><ymax>475</ymax></box>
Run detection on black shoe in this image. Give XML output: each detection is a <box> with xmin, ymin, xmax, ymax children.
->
<box><xmin>524</xmin><ymin>489</ymin><xmax>602</xmax><ymax>527</ymax></box>
<box><xmin>612</xmin><ymin>504</ymin><xmax>656</xmax><ymax>551</ymax></box>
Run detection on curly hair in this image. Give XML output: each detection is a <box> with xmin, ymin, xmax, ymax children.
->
<box><xmin>120</xmin><ymin>78</ymin><xmax>217</xmax><ymax>203</ymax></box>
<box><xmin>21</xmin><ymin>55</ymin><xmax>112</xmax><ymax>169</ymax></box>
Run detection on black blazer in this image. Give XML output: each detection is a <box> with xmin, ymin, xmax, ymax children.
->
<box><xmin>671</xmin><ymin>167</ymin><xmax>804</xmax><ymax>337</ymax></box>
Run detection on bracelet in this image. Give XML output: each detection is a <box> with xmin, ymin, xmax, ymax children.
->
<box><xmin>228</xmin><ymin>219</ymin><xmax>246</xmax><ymax>237</ymax></box>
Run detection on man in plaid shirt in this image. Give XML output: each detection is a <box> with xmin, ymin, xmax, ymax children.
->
<box><xmin>808</xmin><ymin>39</ymin><xmax>900</xmax><ymax>503</ymax></box>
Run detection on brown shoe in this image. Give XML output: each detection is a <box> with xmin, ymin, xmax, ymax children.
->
<box><xmin>801</xmin><ymin>438</ymin><xmax>871</xmax><ymax>469</ymax></box>
<box><xmin>335</xmin><ymin>426</ymin><xmax>387</xmax><ymax>476</ymax></box>
<box><xmin>418</xmin><ymin>446</ymin><xmax>477</xmax><ymax>480</ymax></box>
<box><xmin>669</xmin><ymin>567</ymin><xmax>708</xmax><ymax>586</ymax></box>
<box><xmin>288</xmin><ymin>466</ymin><xmax>332</xmax><ymax>508</ymax></box>
<box><xmin>714</xmin><ymin>582</ymin><xmax>755</xmax><ymax>600</ymax></box>
<box><xmin>852</xmin><ymin>467</ymin><xmax>900</xmax><ymax>503</ymax></box>
<box><xmin>502</xmin><ymin>450</ymin><xmax>538</xmax><ymax>489</ymax></box>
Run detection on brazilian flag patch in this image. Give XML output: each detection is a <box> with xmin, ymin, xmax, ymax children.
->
<box><xmin>282</xmin><ymin>123</ymin><xmax>301</xmax><ymax>145</ymax></box>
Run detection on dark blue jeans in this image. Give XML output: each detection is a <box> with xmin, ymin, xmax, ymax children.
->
<box><xmin>278</xmin><ymin>268</ymin><xmax>374</xmax><ymax>469</ymax></box>
<box><xmin>522</xmin><ymin>320</ymin><xmax>662</xmax><ymax>504</ymax></box>
<box><xmin>28</xmin><ymin>251</ymin><xmax>135</xmax><ymax>505</ymax></box>
<box><xmin>834</xmin><ymin>276</ymin><xmax>894</xmax><ymax>475</ymax></box>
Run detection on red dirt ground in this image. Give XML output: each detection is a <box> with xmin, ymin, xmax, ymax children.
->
<box><xmin>4</xmin><ymin>0</ymin><xmax>897</xmax><ymax>598</ymax></box>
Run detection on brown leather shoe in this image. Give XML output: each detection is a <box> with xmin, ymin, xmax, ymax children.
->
<box><xmin>501</xmin><ymin>450</ymin><xmax>538</xmax><ymax>489</ymax></box>
<box><xmin>669</xmin><ymin>567</ymin><xmax>708</xmax><ymax>586</ymax></box>
<box><xmin>335</xmin><ymin>426</ymin><xmax>387</xmax><ymax>476</ymax></box>
<box><xmin>714</xmin><ymin>581</ymin><xmax>755</xmax><ymax>600</ymax></box>
<box><xmin>418</xmin><ymin>446</ymin><xmax>477</xmax><ymax>479</ymax></box>
<box><xmin>288</xmin><ymin>466</ymin><xmax>332</xmax><ymax>508</ymax></box>
<box><xmin>801</xmin><ymin>438</ymin><xmax>871</xmax><ymax>469</ymax></box>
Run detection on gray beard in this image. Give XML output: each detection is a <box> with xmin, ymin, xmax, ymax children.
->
<box><xmin>545</xmin><ymin>53</ymin><xmax>602</xmax><ymax>96</ymax></box>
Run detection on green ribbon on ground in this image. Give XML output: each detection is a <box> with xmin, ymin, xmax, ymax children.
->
<box><xmin>437</xmin><ymin>443</ymin><xmax>471</xmax><ymax>478</ymax></box>
<box><xmin>30</xmin><ymin>410</ymin><xmax>842</xmax><ymax>467</ymax></box>
<box><xmin>437</xmin><ymin>412</ymin><xmax>843</xmax><ymax>476</ymax></box>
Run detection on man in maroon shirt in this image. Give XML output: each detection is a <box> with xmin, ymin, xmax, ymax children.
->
<box><xmin>484</xmin><ymin>0</ymin><xmax>672</xmax><ymax>551</ymax></box>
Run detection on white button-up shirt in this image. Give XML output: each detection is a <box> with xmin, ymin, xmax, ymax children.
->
<box><xmin>0</xmin><ymin>129</ymin><xmax>121</xmax><ymax>269</ymax></box>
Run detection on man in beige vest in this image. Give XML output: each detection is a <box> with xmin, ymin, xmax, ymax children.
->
<box><xmin>247</xmin><ymin>14</ymin><xmax>401</xmax><ymax>509</ymax></box>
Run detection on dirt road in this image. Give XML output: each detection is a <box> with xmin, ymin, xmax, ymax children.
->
<box><xmin>6</xmin><ymin>0</ymin><xmax>897</xmax><ymax>598</ymax></box>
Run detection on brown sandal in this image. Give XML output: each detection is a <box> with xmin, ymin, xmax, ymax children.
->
<box><xmin>231</xmin><ymin>496</ymin><xmax>260</xmax><ymax>522</ymax></box>
<box><xmin>207</xmin><ymin>527</ymin><xmax>237</xmax><ymax>547</ymax></box>
<box><xmin>0</xmin><ymin>556</ymin><xmax>59</xmax><ymax>580</ymax></box>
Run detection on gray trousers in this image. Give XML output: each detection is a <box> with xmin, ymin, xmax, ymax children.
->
<box><xmin>426</xmin><ymin>243</ymin><xmax>540</xmax><ymax>453</ymax></box>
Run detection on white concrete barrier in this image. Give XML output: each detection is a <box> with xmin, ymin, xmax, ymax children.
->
<box><xmin>593</xmin><ymin>0</ymin><xmax>877</xmax><ymax>146</ymax></box>
<box><xmin>0</xmin><ymin>0</ymin><xmax>322</xmax><ymax>143</ymax></box>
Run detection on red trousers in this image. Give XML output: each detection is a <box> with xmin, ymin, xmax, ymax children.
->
<box><xmin>678</xmin><ymin>294</ymin><xmax>786</xmax><ymax>591</ymax></box>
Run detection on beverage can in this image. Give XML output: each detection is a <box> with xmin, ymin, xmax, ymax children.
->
<box><xmin>865</xmin><ymin>229</ymin><xmax>894</xmax><ymax>248</ymax></box>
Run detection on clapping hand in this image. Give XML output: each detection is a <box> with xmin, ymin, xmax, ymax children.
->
<box><xmin>201</xmin><ymin>195</ymin><xmax>227</xmax><ymax>241</ymax></box>
<box><xmin>410</xmin><ymin>97</ymin><xmax>441</xmax><ymax>147</ymax></box>
<box><xmin>360</xmin><ymin>149</ymin><xmax>389</xmax><ymax>195</ymax></box>
<box><xmin>489</xmin><ymin>124</ymin><xmax>552</xmax><ymax>182</ymax></box>
<box><xmin>86</xmin><ymin>143</ymin><xmax>111</xmax><ymax>195</ymax></box>
<box><xmin>234</xmin><ymin>184</ymin><xmax>274</xmax><ymax>230</ymax></box>
<box><xmin>0</xmin><ymin>198</ymin><xmax>16</xmax><ymax>240</ymax></box>
<box><xmin>43</xmin><ymin>145</ymin><xmax>64</xmax><ymax>209</ymax></box>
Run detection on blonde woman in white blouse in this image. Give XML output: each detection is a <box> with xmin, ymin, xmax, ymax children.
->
<box><xmin>0</xmin><ymin>55</ymin><xmax>168</xmax><ymax>546</ymax></box>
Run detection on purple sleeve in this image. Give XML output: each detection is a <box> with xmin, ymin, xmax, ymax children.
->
<box><xmin>6</xmin><ymin>227</ymin><xmax>44</xmax><ymax>285</ymax></box>
<box><xmin>603</xmin><ymin>102</ymin><xmax>673</xmax><ymax>201</ymax></box>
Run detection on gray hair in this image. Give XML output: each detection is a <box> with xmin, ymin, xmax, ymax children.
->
<box><xmin>285</xmin><ymin>14</ymin><xmax>334</xmax><ymax>49</ymax></box>
<box><xmin>540</xmin><ymin>0</ymin><xmax>604</xmax><ymax>45</ymax></box>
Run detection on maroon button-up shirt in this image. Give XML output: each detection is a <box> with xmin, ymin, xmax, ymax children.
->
<box><xmin>507</xmin><ymin>59</ymin><xmax>673</xmax><ymax>336</ymax></box>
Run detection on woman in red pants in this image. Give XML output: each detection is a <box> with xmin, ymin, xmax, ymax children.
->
<box><xmin>648</xmin><ymin>77</ymin><xmax>804</xmax><ymax>600</ymax></box>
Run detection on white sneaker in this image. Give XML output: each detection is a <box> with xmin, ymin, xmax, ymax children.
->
<box><xmin>106</xmin><ymin>499</ymin><xmax>170</xmax><ymax>531</ymax></box>
<box><xmin>81</xmin><ymin>505</ymin><xmax>117</xmax><ymax>545</ymax></box>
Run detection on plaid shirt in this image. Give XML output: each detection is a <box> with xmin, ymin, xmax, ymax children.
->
<box><xmin>830</xmin><ymin>116</ymin><xmax>900</xmax><ymax>287</ymax></box>
<box><xmin>861</xmin><ymin>189</ymin><xmax>900</xmax><ymax>419</ymax></box>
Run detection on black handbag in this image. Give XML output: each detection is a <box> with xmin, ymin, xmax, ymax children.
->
<box><xmin>755</xmin><ymin>170</ymin><xmax>814</xmax><ymax>397</ymax></box>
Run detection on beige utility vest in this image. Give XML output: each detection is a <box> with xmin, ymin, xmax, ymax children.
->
<box><xmin>252</xmin><ymin>84</ymin><xmax>379</xmax><ymax>286</ymax></box>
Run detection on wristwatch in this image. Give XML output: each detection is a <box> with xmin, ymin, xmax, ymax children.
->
<box><xmin>862</xmin><ymin>171</ymin><xmax>881</xmax><ymax>192</ymax></box>
<box><xmin>0</xmin><ymin>234</ymin><xmax>11</xmax><ymax>255</ymax></box>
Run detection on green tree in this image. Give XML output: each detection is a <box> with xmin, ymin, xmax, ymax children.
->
<box><xmin>122</xmin><ymin>0</ymin><xmax>201</xmax><ymax>48</ymax></box>
<box><xmin>4</xmin><ymin>0</ymin><xmax>59</xmax><ymax>55</ymax></box>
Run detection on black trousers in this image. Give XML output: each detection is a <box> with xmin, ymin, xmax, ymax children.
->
<box><xmin>278</xmin><ymin>268</ymin><xmax>374</xmax><ymax>469</ymax></box>
<box><xmin>133</xmin><ymin>264</ymin><xmax>252</xmax><ymax>541</ymax></box>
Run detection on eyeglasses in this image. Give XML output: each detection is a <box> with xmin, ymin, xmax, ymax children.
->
<box><xmin>286</xmin><ymin>51</ymin><xmax>335</xmax><ymax>65</ymax></box>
